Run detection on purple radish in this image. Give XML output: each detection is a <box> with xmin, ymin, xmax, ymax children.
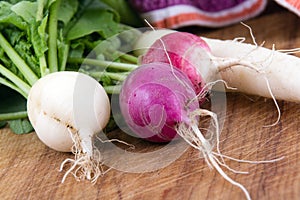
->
<box><xmin>141</xmin><ymin>32</ymin><xmax>211</xmax><ymax>96</ymax></box>
<box><xmin>119</xmin><ymin>62</ymin><xmax>253</xmax><ymax>200</ymax></box>
<box><xmin>119</xmin><ymin>62</ymin><xmax>199</xmax><ymax>142</ymax></box>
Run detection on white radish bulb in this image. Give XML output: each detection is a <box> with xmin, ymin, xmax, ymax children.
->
<box><xmin>27</xmin><ymin>71</ymin><xmax>111</xmax><ymax>182</ymax></box>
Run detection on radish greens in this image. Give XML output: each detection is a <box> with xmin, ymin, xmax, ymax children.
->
<box><xmin>0</xmin><ymin>0</ymin><xmax>141</xmax><ymax>134</ymax></box>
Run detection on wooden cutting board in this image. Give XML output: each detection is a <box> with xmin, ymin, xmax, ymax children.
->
<box><xmin>0</xmin><ymin>3</ymin><xmax>299</xmax><ymax>200</ymax></box>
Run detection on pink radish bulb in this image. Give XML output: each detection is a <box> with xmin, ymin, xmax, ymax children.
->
<box><xmin>141</xmin><ymin>32</ymin><xmax>211</xmax><ymax>95</ymax></box>
<box><xmin>119</xmin><ymin>62</ymin><xmax>255</xmax><ymax>200</ymax></box>
<box><xmin>119</xmin><ymin>62</ymin><xmax>199</xmax><ymax>142</ymax></box>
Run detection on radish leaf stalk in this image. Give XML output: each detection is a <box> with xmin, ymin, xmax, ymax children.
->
<box><xmin>0</xmin><ymin>33</ymin><xmax>39</xmax><ymax>85</ymax></box>
<box><xmin>48</xmin><ymin>0</ymin><xmax>61</xmax><ymax>73</ymax></box>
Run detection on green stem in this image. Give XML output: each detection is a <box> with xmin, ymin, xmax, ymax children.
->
<box><xmin>104</xmin><ymin>72</ymin><xmax>128</xmax><ymax>81</ymax></box>
<box><xmin>0</xmin><ymin>78</ymin><xmax>27</xmax><ymax>98</ymax></box>
<box><xmin>117</xmin><ymin>51</ymin><xmax>138</xmax><ymax>63</ymax></box>
<box><xmin>39</xmin><ymin>56</ymin><xmax>49</xmax><ymax>77</ymax></box>
<box><xmin>86</xmin><ymin>71</ymin><xmax>128</xmax><ymax>81</ymax></box>
<box><xmin>104</xmin><ymin>85</ymin><xmax>121</xmax><ymax>94</ymax></box>
<box><xmin>59</xmin><ymin>43</ymin><xmax>70</xmax><ymax>71</ymax></box>
<box><xmin>0</xmin><ymin>111</ymin><xmax>28</xmax><ymax>121</ymax></box>
<box><xmin>36</xmin><ymin>0</ymin><xmax>48</xmax><ymax>77</ymax></box>
<box><xmin>68</xmin><ymin>57</ymin><xmax>137</xmax><ymax>71</ymax></box>
<box><xmin>48</xmin><ymin>0</ymin><xmax>61</xmax><ymax>72</ymax></box>
<box><xmin>36</xmin><ymin>0</ymin><xmax>44</xmax><ymax>21</ymax></box>
<box><xmin>0</xmin><ymin>64</ymin><xmax>31</xmax><ymax>97</ymax></box>
<box><xmin>0</xmin><ymin>33</ymin><xmax>39</xmax><ymax>86</ymax></box>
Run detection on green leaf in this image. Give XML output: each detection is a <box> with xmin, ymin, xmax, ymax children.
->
<box><xmin>47</xmin><ymin>0</ymin><xmax>57</xmax><ymax>8</ymax></box>
<box><xmin>0</xmin><ymin>1</ymin><xmax>27</xmax><ymax>30</ymax></box>
<box><xmin>1</xmin><ymin>27</ymin><xmax>40</xmax><ymax>77</ymax></box>
<box><xmin>0</xmin><ymin>46</ymin><xmax>17</xmax><ymax>72</ymax></box>
<box><xmin>69</xmin><ymin>39</ymin><xmax>86</xmax><ymax>58</ymax></box>
<box><xmin>8</xmin><ymin>118</ymin><xmax>33</xmax><ymax>134</ymax></box>
<box><xmin>100</xmin><ymin>0</ymin><xmax>143</xmax><ymax>27</ymax></box>
<box><xmin>0</xmin><ymin>28</ymin><xmax>39</xmax><ymax>85</ymax></box>
<box><xmin>57</xmin><ymin>0</ymin><xmax>78</xmax><ymax>25</ymax></box>
<box><xmin>0</xmin><ymin>33</ymin><xmax>26</xmax><ymax>78</ymax></box>
<box><xmin>66</xmin><ymin>1</ymin><xmax>119</xmax><ymax>41</ymax></box>
<box><xmin>12</xmin><ymin>34</ymin><xmax>40</xmax><ymax>77</ymax></box>
<box><xmin>11</xmin><ymin>1</ymin><xmax>37</xmax><ymax>23</ymax></box>
<box><xmin>4</xmin><ymin>0</ymin><xmax>35</xmax><ymax>4</ymax></box>
<box><xmin>30</xmin><ymin>19</ymin><xmax>48</xmax><ymax>58</ymax></box>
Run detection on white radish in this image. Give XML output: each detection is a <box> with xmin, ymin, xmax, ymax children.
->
<box><xmin>27</xmin><ymin>71</ymin><xmax>111</xmax><ymax>182</ymax></box>
<box><xmin>201</xmin><ymin>37</ymin><xmax>300</xmax><ymax>102</ymax></box>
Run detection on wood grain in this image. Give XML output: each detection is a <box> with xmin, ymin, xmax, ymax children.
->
<box><xmin>1</xmin><ymin>3</ymin><xmax>300</xmax><ymax>200</ymax></box>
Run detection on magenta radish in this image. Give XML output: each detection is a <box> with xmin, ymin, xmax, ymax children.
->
<box><xmin>119</xmin><ymin>62</ymin><xmax>199</xmax><ymax>142</ymax></box>
<box><xmin>119</xmin><ymin>62</ymin><xmax>255</xmax><ymax>200</ymax></box>
<box><xmin>141</xmin><ymin>32</ymin><xmax>211</xmax><ymax>95</ymax></box>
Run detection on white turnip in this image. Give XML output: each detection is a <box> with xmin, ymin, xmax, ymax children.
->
<box><xmin>27</xmin><ymin>71</ymin><xmax>111</xmax><ymax>182</ymax></box>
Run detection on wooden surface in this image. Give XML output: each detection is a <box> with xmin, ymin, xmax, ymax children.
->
<box><xmin>1</xmin><ymin>3</ymin><xmax>300</xmax><ymax>200</ymax></box>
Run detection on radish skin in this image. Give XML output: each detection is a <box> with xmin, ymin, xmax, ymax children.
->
<box><xmin>141</xmin><ymin>32</ymin><xmax>211</xmax><ymax>95</ymax></box>
<box><xmin>202</xmin><ymin>37</ymin><xmax>300</xmax><ymax>102</ymax></box>
<box><xmin>120</xmin><ymin>62</ymin><xmax>200</xmax><ymax>142</ymax></box>
<box><xmin>27</xmin><ymin>71</ymin><xmax>111</xmax><ymax>182</ymax></box>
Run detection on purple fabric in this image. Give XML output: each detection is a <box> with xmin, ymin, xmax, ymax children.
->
<box><xmin>194</xmin><ymin>0</ymin><xmax>247</xmax><ymax>12</ymax></box>
<box><xmin>129</xmin><ymin>0</ymin><xmax>192</xmax><ymax>13</ymax></box>
<box><xmin>129</xmin><ymin>0</ymin><xmax>248</xmax><ymax>13</ymax></box>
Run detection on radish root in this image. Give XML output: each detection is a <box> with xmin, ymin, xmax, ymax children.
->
<box><xmin>277</xmin><ymin>48</ymin><xmax>300</xmax><ymax>54</ymax></box>
<box><xmin>176</xmin><ymin>108</ymin><xmax>252</xmax><ymax>200</ymax></box>
<box><xmin>217</xmin><ymin>57</ymin><xmax>281</xmax><ymax>127</ymax></box>
<box><xmin>215</xmin><ymin>30</ymin><xmax>281</xmax><ymax>127</ymax></box>
<box><xmin>176</xmin><ymin>108</ymin><xmax>284</xmax><ymax>200</ymax></box>
<box><xmin>59</xmin><ymin>128</ymin><xmax>104</xmax><ymax>183</ymax></box>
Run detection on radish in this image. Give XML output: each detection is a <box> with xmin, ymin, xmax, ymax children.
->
<box><xmin>201</xmin><ymin>37</ymin><xmax>300</xmax><ymax>102</ymax></box>
<box><xmin>120</xmin><ymin>29</ymin><xmax>292</xmax><ymax>199</ymax></box>
<box><xmin>119</xmin><ymin>62</ymin><xmax>280</xmax><ymax>200</ymax></box>
<box><xmin>140</xmin><ymin>31</ymin><xmax>212</xmax><ymax>95</ymax></box>
<box><xmin>27</xmin><ymin>71</ymin><xmax>111</xmax><ymax>182</ymax></box>
<box><xmin>119</xmin><ymin>62</ymin><xmax>200</xmax><ymax>142</ymax></box>
<box><xmin>135</xmin><ymin>29</ymin><xmax>300</xmax><ymax>103</ymax></box>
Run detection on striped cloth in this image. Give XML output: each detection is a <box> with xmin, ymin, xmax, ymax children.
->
<box><xmin>129</xmin><ymin>0</ymin><xmax>268</xmax><ymax>28</ymax></box>
<box><xmin>274</xmin><ymin>0</ymin><xmax>300</xmax><ymax>17</ymax></box>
